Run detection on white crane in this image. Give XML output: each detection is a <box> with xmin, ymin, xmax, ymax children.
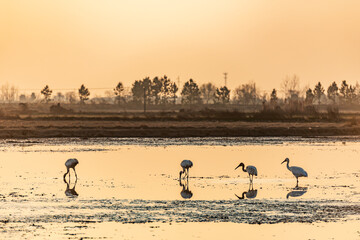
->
<box><xmin>281</xmin><ymin>158</ymin><xmax>308</xmax><ymax>186</ymax></box>
<box><xmin>63</xmin><ymin>158</ymin><xmax>79</xmax><ymax>181</ymax></box>
<box><xmin>179</xmin><ymin>160</ymin><xmax>193</xmax><ymax>179</ymax></box>
<box><xmin>235</xmin><ymin>162</ymin><xmax>258</xmax><ymax>182</ymax></box>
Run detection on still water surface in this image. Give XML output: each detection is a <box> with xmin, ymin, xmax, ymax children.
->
<box><xmin>0</xmin><ymin>137</ymin><xmax>359</xmax><ymax>239</ymax></box>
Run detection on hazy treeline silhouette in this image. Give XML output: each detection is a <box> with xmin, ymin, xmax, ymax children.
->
<box><xmin>5</xmin><ymin>75</ymin><xmax>360</xmax><ymax>112</ymax></box>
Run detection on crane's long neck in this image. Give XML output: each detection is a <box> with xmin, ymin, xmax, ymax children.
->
<box><xmin>179</xmin><ymin>168</ymin><xmax>185</xmax><ymax>180</ymax></box>
<box><xmin>241</xmin><ymin>164</ymin><xmax>247</xmax><ymax>173</ymax></box>
<box><xmin>241</xmin><ymin>192</ymin><xmax>246</xmax><ymax>199</ymax></box>
<box><xmin>286</xmin><ymin>161</ymin><xmax>291</xmax><ymax>171</ymax></box>
<box><xmin>63</xmin><ymin>168</ymin><xmax>69</xmax><ymax>182</ymax></box>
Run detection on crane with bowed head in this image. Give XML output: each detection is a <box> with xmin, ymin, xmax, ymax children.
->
<box><xmin>63</xmin><ymin>158</ymin><xmax>79</xmax><ymax>182</ymax></box>
<box><xmin>179</xmin><ymin>160</ymin><xmax>193</xmax><ymax>179</ymax></box>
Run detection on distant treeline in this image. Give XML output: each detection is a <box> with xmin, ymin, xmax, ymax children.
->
<box><xmin>5</xmin><ymin>74</ymin><xmax>360</xmax><ymax>109</ymax></box>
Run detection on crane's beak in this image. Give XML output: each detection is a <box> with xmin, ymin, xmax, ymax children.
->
<box><xmin>281</xmin><ymin>159</ymin><xmax>287</xmax><ymax>164</ymax></box>
<box><xmin>235</xmin><ymin>164</ymin><xmax>241</xmax><ymax>170</ymax></box>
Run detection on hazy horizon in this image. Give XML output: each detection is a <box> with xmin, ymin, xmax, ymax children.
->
<box><xmin>1</xmin><ymin>0</ymin><xmax>360</xmax><ymax>93</ymax></box>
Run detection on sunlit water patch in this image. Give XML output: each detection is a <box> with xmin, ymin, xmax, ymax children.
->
<box><xmin>0</xmin><ymin>137</ymin><xmax>359</xmax><ymax>239</ymax></box>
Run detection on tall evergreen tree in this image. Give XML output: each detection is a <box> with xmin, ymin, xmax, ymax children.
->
<box><xmin>41</xmin><ymin>85</ymin><xmax>52</xmax><ymax>103</ymax></box>
<box><xmin>113</xmin><ymin>82</ymin><xmax>124</xmax><ymax>104</ymax></box>
<box><xmin>313</xmin><ymin>82</ymin><xmax>324</xmax><ymax>104</ymax></box>
<box><xmin>78</xmin><ymin>84</ymin><xmax>90</xmax><ymax>104</ymax></box>
<box><xmin>305</xmin><ymin>88</ymin><xmax>314</xmax><ymax>105</ymax></box>
<box><xmin>270</xmin><ymin>89</ymin><xmax>278</xmax><ymax>105</ymax></box>
<box><xmin>181</xmin><ymin>79</ymin><xmax>201</xmax><ymax>104</ymax></box>
<box><xmin>215</xmin><ymin>86</ymin><xmax>230</xmax><ymax>104</ymax></box>
<box><xmin>327</xmin><ymin>81</ymin><xmax>338</xmax><ymax>103</ymax></box>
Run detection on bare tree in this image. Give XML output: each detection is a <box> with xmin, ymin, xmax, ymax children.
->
<box><xmin>54</xmin><ymin>92</ymin><xmax>65</xmax><ymax>102</ymax></box>
<box><xmin>0</xmin><ymin>83</ymin><xmax>18</xmax><ymax>102</ymax></box>
<box><xmin>200</xmin><ymin>83</ymin><xmax>216</xmax><ymax>104</ymax></box>
<box><xmin>281</xmin><ymin>74</ymin><xmax>300</xmax><ymax>99</ymax></box>
<box><xmin>104</xmin><ymin>90</ymin><xmax>115</xmax><ymax>103</ymax></box>
<box><xmin>30</xmin><ymin>92</ymin><xmax>37</xmax><ymax>102</ymax></box>
<box><xmin>65</xmin><ymin>91</ymin><xmax>77</xmax><ymax>104</ymax></box>
<box><xmin>234</xmin><ymin>82</ymin><xmax>258</xmax><ymax>105</ymax></box>
<box><xmin>19</xmin><ymin>94</ymin><xmax>26</xmax><ymax>102</ymax></box>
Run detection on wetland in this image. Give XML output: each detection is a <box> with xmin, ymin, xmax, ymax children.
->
<box><xmin>0</xmin><ymin>137</ymin><xmax>359</xmax><ymax>239</ymax></box>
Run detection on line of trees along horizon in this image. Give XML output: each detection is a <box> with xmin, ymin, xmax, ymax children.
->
<box><xmin>3</xmin><ymin>74</ymin><xmax>360</xmax><ymax>109</ymax></box>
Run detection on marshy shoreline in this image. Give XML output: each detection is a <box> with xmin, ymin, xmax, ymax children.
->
<box><xmin>1</xmin><ymin>119</ymin><xmax>360</xmax><ymax>138</ymax></box>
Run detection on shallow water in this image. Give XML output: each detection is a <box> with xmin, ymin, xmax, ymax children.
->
<box><xmin>0</xmin><ymin>137</ymin><xmax>359</xmax><ymax>239</ymax></box>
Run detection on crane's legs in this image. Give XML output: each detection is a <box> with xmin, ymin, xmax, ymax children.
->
<box><xmin>296</xmin><ymin>177</ymin><xmax>299</xmax><ymax>188</ymax></box>
<box><xmin>74</xmin><ymin>168</ymin><xmax>78</xmax><ymax>179</ymax></box>
<box><xmin>248</xmin><ymin>173</ymin><xmax>253</xmax><ymax>183</ymax></box>
<box><xmin>180</xmin><ymin>168</ymin><xmax>191</xmax><ymax>180</ymax></box>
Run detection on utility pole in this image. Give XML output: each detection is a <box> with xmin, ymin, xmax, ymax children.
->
<box><xmin>223</xmin><ymin>72</ymin><xmax>228</xmax><ymax>87</ymax></box>
<box><xmin>143</xmin><ymin>87</ymin><xmax>146</xmax><ymax>113</ymax></box>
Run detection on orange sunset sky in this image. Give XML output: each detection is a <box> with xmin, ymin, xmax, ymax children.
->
<box><xmin>1</xmin><ymin>0</ymin><xmax>360</xmax><ymax>94</ymax></box>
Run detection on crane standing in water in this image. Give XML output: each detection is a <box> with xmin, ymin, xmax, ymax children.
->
<box><xmin>235</xmin><ymin>162</ymin><xmax>258</xmax><ymax>182</ymax></box>
<box><xmin>179</xmin><ymin>160</ymin><xmax>193</xmax><ymax>179</ymax></box>
<box><xmin>63</xmin><ymin>158</ymin><xmax>79</xmax><ymax>182</ymax></box>
<box><xmin>281</xmin><ymin>158</ymin><xmax>308</xmax><ymax>186</ymax></box>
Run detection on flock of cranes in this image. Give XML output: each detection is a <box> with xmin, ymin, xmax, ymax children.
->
<box><xmin>179</xmin><ymin>158</ymin><xmax>308</xmax><ymax>186</ymax></box>
<box><xmin>62</xmin><ymin>157</ymin><xmax>308</xmax><ymax>199</ymax></box>
<box><xmin>177</xmin><ymin>158</ymin><xmax>308</xmax><ymax>199</ymax></box>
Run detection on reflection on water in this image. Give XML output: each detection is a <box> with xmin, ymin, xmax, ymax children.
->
<box><xmin>179</xmin><ymin>178</ymin><xmax>193</xmax><ymax>199</ymax></box>
<box><xmin>64</xmin><ymin>178</ymin><xmax>78</xmax><ymax>198</ymax></box>
<box><xmin>235</xmin><ymin>182</ymin><xmax>258</xmax><ymax>199</ymax></box>
<box><xmin>286</xmin><ymin>186</ymin><xmax>308</xmax><ymax>199</ymax></box>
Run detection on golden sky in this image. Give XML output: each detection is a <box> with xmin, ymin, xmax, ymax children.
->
<box><xmin>1</xmin><ymin>0</ymin><xmax>360</xmax><ymax>93</ymax></box>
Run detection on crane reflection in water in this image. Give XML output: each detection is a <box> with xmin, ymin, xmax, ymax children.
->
<box><xmin>179</xmin><ymin>177</ymin><xmax>193</xmax><ymax>199</ymax></box>
<box><xmin>64</xmin><ymin>176</ymin><xmax>79</xmax><ymax>198</ymax></box>
<box><xmin>286</xmin><ymin>186</ymin><xmax>308</xmax><ymax>199</ymax></box>
<box><xmin>235</xmin><ymin>182</ymin><xmax>258</xmax><ymax>200</ymax></box>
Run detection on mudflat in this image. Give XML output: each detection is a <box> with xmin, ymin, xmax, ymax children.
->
<box><xmin>0</xmin><ymin>119</ymin><xmax>360</xmax><ymax>138</ymax></box>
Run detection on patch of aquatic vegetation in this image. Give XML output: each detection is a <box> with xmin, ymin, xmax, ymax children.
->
<box><xmin>2</xmin><ymin>199</ymin><xmax>360</xmax><ymax>225</ymax></box>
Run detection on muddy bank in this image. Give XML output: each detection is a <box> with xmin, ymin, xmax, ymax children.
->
<box><xmin>1</xmin><ymin>119</ymin><xmax>360</xmax><ymax>138</ymax></box>
<box><xmin>2</xmin><ymin>199</ymin><xmax>360</xmax><ymax>225</ymax></box>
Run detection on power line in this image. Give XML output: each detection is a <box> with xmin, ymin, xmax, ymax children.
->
<box><xmin>18</xmin><ymin>87</ymin><xmax>115</xmax><ymax>91</ymax></box>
